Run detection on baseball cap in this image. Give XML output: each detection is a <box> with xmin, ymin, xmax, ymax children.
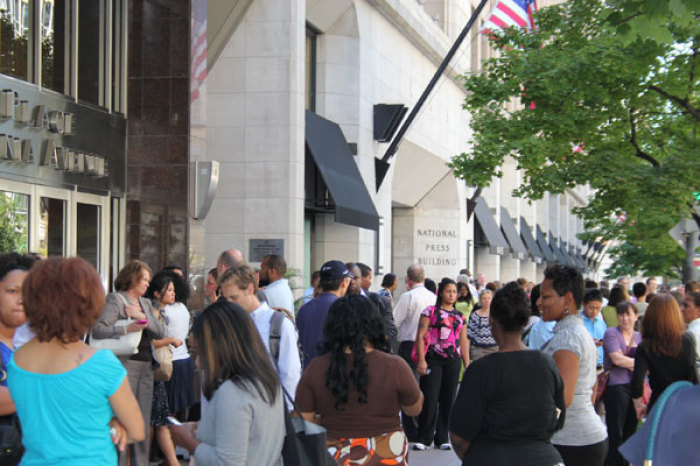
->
<box><xmin>320</xmin><ymin>260</ymin><xmax>354</xmax><ymax>280</ymax></box>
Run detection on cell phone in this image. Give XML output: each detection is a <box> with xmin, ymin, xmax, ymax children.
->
<box><xmin>167</xmin><ymin>416</ymin><xmax>182</xmax><ymax>426</ymax></box>
<box><xmin>137</xmin><ymin>319</ymin><xmax>148</xmax><ymax>325</ymax></box>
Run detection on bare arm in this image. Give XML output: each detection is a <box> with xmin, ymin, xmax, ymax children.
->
<box><xmin>460</xmin><ymin>325</ymin><xmax>470</xmax><ymax>367</ymax></box>
<box><xmin>109</xmin><ymin>378</ymin><xmax>146</xmax><ymax>443</ymax></box>
<box><xmin>300</xmin><ymin>411</ymin><xmax>317</xmax><ymax>424</ymax></box>
<box><xmin>153</xmin><ymin>337</ymin><xmax>182</xmax><ymax>349</ymax></box>
<box><xmin>608</xmin><ymin>350</ymin><xmax>635</xmax><ymax>370</ymax></box>
<box><xmin>0</xmin><ymin>387</ymin><xmax>15</xmax><ymax>416</ymax></box>
<box><xmin>416</xmin><ymin>315</ymin><xmax>430</xmax><ymax>376</ymax></box>
<box><xmin>553</xmin><ymin>349</ymin><xmax>580</xmax><ymax>408</ymax></box>
<box><xmin>449</xmin><ymin>431</ymin><xmax>471</xmax><ymax>460</ymax></box>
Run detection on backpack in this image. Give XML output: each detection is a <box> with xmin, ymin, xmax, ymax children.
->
<box><xmin>269</xmin><ymin>308</ymin><xmax>305</xmax><ymax>370</ymax></box>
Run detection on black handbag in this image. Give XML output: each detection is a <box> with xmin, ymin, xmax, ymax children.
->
<box><xmin>281</xmin><ymin>387</ymin><xmax>335</xmax><ymax>466</ymax></box>
<box><xmin>0</xmin><ymin>362</ymin><xmax>23</xmax><ymax>465</ymax></box>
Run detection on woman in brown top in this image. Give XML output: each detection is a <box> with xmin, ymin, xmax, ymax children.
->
<box><xmin>296</xmin><ymin>295</ymin><xmax>423</xmax><ymax>465</ymax></box>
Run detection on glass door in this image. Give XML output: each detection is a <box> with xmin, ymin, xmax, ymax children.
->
<box><xmin>35</xmin><ymin>186</ymin><xmax>70</xmax><ymax>258</ymax></box>
<box><xmin>73</xmin><ymin>192</ymin><xmax>110</xmax><ymax>285</ymax></box>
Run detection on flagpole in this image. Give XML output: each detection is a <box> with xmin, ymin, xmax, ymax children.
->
<box><xmin>379</xmin><ymin>0</ymin><xmax>489</xmax><ymax>167</ymax></box>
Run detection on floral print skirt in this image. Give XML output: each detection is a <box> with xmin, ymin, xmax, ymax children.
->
<box><xmin>328</xmin><ymin>430</ymin><xmax>409</xmax><ymax>465</ymax></box>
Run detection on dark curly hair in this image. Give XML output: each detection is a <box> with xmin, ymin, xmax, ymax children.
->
<box><xmin>0</xmin><ymin>253</ymin><xmax>36</xmax><ymax>282</ymax></box>
<box><xmin>491</xmin><ymin>281</ymin><xmax>530</xmax><ymax>332</ymax></box>
<box><xmin>543</xmin><ymin>264</ymin><xmax>585</xmax><ymax>309</ymax></box>
<box><xmin>318</xmin><ymin>295</ymin><xmax>389</xmax><ymax>410</ymax></box>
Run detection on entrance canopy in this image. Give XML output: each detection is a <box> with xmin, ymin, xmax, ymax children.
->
<box><xmin>305</xmin><ymin>110</ymin><xmax>379</xmax><ymax>230</ymax></box>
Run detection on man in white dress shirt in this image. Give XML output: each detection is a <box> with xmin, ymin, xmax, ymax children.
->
<box><xmin>220</xmin><ymin>265</ymin><xmax>301</xmax><ymax>404</ymax></box>
<box><xmin>392</xmin><ymin>263</ymin><xmax>437</xmax><ymax>441</ymax></box>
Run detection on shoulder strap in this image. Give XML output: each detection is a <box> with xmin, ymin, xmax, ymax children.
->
<box><xmin>269</xmin><ymin>310</ymin><xmax>285</xmax><ymax>370</ymax></box>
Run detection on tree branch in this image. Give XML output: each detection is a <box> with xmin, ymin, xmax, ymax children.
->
<box><xmin>628</xmin><ymin>109</ymin><xmax>660</xmax><ymax>167</ymax></box>
<box><xmin>648</xmin><ymin>85</ymin><xmax>700</xmax><ymax>121</ymax></box>
<box><xmin>610</xmin><ymin>12</ymin><xmax>642</xmax><ymax>26</ymax></box>
<box><xmin>688</xmin><ymin>46</ymin><xmax>698</xmax><ymax>100</ymax></box>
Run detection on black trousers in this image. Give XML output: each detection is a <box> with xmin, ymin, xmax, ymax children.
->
<box><xmin>416</xmin><ymin>356</ymin><xmax>461</xmax><ymax>446</ymax></box>
<box><xmin>555</xmin><ymin>439</ymin><xmax>608</xmax><ymax>466</ymax></box>
<box><xmin>604</xmin><ymin>383</ymin><xmax>637</xmax><ymax>466</ymax></box>
<box><xmin>398</xmin><ymin>340</ymin><xmax>419</xmax><ymax>442</ymax></box>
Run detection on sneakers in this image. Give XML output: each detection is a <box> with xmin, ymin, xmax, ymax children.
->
<box><xmin>439</xmin><ymin>443</ymin><xmax>452</xmax><ymax>450</ymax></box>
<box><xmin>412</xmin><ymin>442</ymin><xmax>428</xmax><ymax>451</ymax></box>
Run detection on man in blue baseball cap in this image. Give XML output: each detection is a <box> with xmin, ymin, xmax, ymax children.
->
<box><xmin>296</xmin><ymin>260</ymin><xmax>353</xmax><ymax>368</ymax></box>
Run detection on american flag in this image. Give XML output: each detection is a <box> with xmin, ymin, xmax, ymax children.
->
<box><xmin>190</xmin><ymin>0</ymin><xmax>207</xmax><ymax>103</ymax></box>
<box><xmin>482</xmin><ymin>0</ymin><xmax>537</xmax><ymax>36</ymax></box>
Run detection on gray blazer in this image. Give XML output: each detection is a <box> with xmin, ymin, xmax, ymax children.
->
<box><xmin>92</xmin><ymin>291</ymin><xmax>166</xmax><ymax>342</ymax></box>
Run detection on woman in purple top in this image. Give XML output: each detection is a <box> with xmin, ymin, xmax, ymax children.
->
<box><xmin>602</xmin><ymin>302</ymin><xmax>640</xmax><ymax>466</ymax></box>
<box><xmin>414</xmin><ymin>278</ymin><xmax>469</xmax><ymax>451</ymax></box>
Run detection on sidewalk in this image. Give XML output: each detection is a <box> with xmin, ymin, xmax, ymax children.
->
<box><xmin>407</xmin><ymin>445</ymin><xmax>462</xmax><ymax>466</ymax></box>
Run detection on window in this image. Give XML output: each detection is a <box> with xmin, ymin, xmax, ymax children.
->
<box><xmin>42</xmin><ymin>0</ymin><xmax>69</xmax><ymax>94</ymax></box>
<box><xmin>77</xmin><ymin>0</ymin><xmax>102</xmax><ymax>105</ymax></box>
<box><xmin>0</xmin><ymin>0</ymin><xmax>33</xmax><ymax>81</ymax></box>
<box><xmin>305</xmin><ymin>26</ymin><xmax>318</xmax><ymax>111</ymax></box>
<box><xmin>1</xmin><ymin>0</ymin><xmax>126</xmax><ymax>112</ymax></box>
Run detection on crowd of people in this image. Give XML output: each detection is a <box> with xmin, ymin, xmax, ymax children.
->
<box><xmin>0</xmin><ymin>248</ymin><xmax>699</xmax><ymax>465</ymax></box>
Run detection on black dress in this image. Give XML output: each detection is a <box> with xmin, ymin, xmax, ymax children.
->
<box><xmin>449</xmin><ymin>350</ymin><xmax>565</xmax><ymax>466</ymax></box>
<box><xmin>630</xmin><ymin>332</ymin><xmax>698</xmax><ymax>410</ymax></box>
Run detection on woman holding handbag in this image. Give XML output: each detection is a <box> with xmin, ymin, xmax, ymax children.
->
<box><xmin>602</xmin><ymin>302</ymin><xmax>640</xmax><ymax>466</ymax></box>
<box><xmin>296</xmin><ymin>294</ymin><xmax>422</xmax><ymax>464</ymax></box>
<box><xmin>145</xmin><ymin>272</ymin><xmax>183</xmax><ymax>466</ymax></box>
<box><xmin>92</xmin><ymin>260</ymin><xmax>166</xmax><ymax>466</ymax></box>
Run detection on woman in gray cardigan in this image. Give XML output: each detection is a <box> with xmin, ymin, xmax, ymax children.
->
<box><xmin>170</xmin><ymin>300</ymin><xmax>284</xmax><ymax>466</ymax></box>
<box><xmin>92</xmin><ymin>260</ymin><xmax>166</xmax><ymax>466</ymax></box>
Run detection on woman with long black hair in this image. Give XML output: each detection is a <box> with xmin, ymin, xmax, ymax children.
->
<box><xmin>296</xmin><ymin>295</ymin><xmax>422</xmax><ymax>465</ymax></box>
<box><xmin>144</xmin><ymin>272</ymin><xmax>182</xmax><ymax>466</ymax></box>
<box><xmin>414</xmin><ymin>277</ymin><xmax>469</xmax><ymax>451</ymax></box>
<box><xmin>169</xmin><ymin>300</ymin><xmax>284</xmax><ymax>465</ymax></box>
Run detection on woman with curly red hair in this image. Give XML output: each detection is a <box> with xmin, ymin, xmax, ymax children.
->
<box><xmin>8</xmin><ymin>257</ymin><xmax>144</xmax><ymax>464</ymax></box>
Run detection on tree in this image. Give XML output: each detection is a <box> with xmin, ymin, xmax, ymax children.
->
<box><xmin>449</xmin><ymin>0</ymin><xmax>699</xmax><ymax>278</ymax></box>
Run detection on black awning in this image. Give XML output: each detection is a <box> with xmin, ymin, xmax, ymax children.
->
<box><xmin>500</xmin><ymin>207</ymin><xmax>528</xmax><ymax>259</ymax></box>
<box><xmin>305</xmin><ymin>110</ymin><xmax>379</xmax><ymax>230</ymax></box>
<box><xmin>536</xmin><ymin>226</ymin><xmax>556</xmax><ymax>263</ymax></box>
<box><xmin>559</xmin><ymin>241</ymin><xmax>576</xmax><ymax>267</ymax></box>
<box><xmin>574</xmin><ymin>248</ymin><xmax>589</xmax><ymax>272</ymax></box>
<box><xmin>549</xmin><ymin>233</ymin><xmax>567</xmax><ymax>264</ymax></box>
<box><xmin>473</xmin><ymin>197</ymin><xmax>509</xmax><ymax>254</ymax></box>
<box><xmin>519</xmin><ymin>217</ymin><xmax>543</xmax><ymax>262</ymax></box>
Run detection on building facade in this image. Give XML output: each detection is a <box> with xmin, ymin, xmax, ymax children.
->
<box><xmin>0</xmin><ymin>0</ymin><xmax>603</xmax><ymax>301</ymax></box>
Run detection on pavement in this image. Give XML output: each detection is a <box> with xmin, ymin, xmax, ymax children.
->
<box><xmin>407</xmin><ymin>444</ymin><xmax>462</xmax><ymax>466</ymax></box>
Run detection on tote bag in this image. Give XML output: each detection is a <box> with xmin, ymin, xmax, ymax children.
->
<box><xmin>280</xmin><ymin>387</ymin><xmax>335</xmax><ymax>466</ymax></box>
<box><xmin>90</xmin><ymin>294</ymin><xmax>142</xmax><ymax>356</ymax></box>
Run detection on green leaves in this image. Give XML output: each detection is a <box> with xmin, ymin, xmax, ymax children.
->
<box><xmin>450</xmin><ymin>0</ymin><xmax>699</xmax><ymax>277</ymax></box>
